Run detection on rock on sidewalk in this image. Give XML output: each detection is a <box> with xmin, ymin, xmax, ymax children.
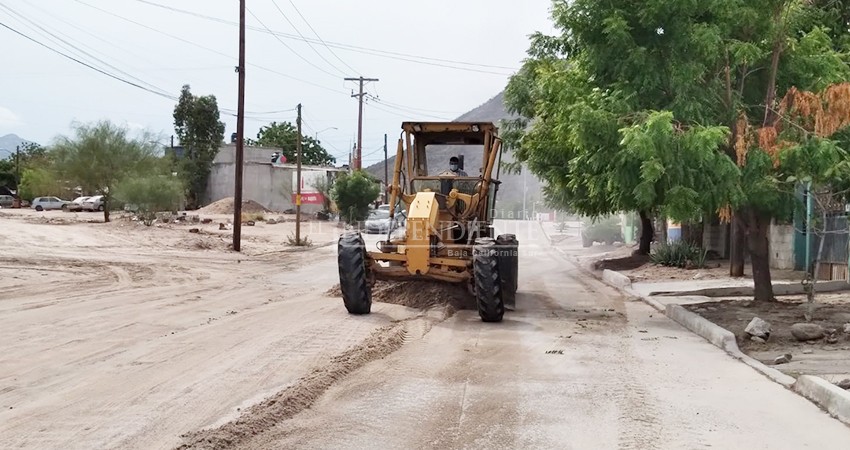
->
<box><xmin>790</xmin><ymin>323</ymin><xmax>825</xmax><ymax>341</ymax></box>
<box><xmin>838</xmin><ymin>379</ymin><xmax>850</xmax><ymax>390</ymax></box>
<box><xmin>774</xmin><ymin>353</ymin><xmax>792</xmax><ymax>365</ymax></box>
<box><xmin>745</xmin><ymin>317</ymin><xmax>771</xmax><ymax>340</ymax></box>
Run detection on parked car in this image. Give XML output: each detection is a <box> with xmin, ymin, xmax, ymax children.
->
<box><xmin>364</xmin><ymin>209</ymin><xmax>406</xmax><ymax>234</ymax></box>
<box><xmin>31</xmin><ymin>196</ymin><xmax>69</xmax><ymax>211</ymax></box>
<box><xmin>82</xmin><ymin>195</ymin><xmax>105</xmax><ymax>212</ymax></box>
<box><xmin>64</xmin><ymin>196</ymin><xmax>91</xmax><ymax>212</ymax></box>
<box><xmin>0</xmin><ymin>195</ymin><xmax>14</xmax><ymax>208</ymax></box>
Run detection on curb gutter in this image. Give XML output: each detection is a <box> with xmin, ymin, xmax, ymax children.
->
<box><xmin>793</xmin><ymin>375</ymin><xmax>850</xmax><ymax>426</ymax></box>
<box><xmin>559</xmin><ymin>246</ymin><xmax>850</xmax><ymax>426</ymax></box>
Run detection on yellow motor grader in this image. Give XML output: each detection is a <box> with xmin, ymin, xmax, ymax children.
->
<box><xmin>337</xmin><ymin>122</ymin><xmax>518</xmax><ymax>322</ymax></box>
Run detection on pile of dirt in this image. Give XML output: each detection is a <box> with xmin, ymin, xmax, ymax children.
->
<box><xmin>177</xmin><ymin>323</ymin><xmax>407</xmax><ymax>449</ymax></box>
<box><xmin>372</xmin><ymin>281</ymin><xmax>475</xmax><ymax>311</ymax></box>
<box><xmin>325</xmin><ymin>281</ymin><xmax>475</xmax><ymax>311</ymax></box>
<box><xmin>196</xmin><ymin>197</ymin><xmax>271</xmax><ymax>215</ymax></box>
<box><xmin>592</xmin><ymin>254</ymin><xmax>650</xmax><ymax>271</ymax></box>
<box><xmin>325</xmin><ymin>285</ymin><xmax>342</xmax><ymax>297</ymax></box>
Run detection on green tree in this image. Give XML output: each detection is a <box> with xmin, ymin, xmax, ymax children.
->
<box><xmin>506</xmin><ymin>0</ymin><xmax>850</xmax><ymax>301</ymax></box>
<box><xmin>173</xmin><ymin>84</ymin><xmax>225</xmax><ymax>209</ymax></box>
<box><xmin>19</xmin><ymin>167</ymin><xmax>62</xmax><ymax>200</ymax></box>
<box><xmin>53</xmin><ymin>121</ymin><xmax>160</xmax><ymax>222</ymax></box>
<box><xmin>331</xmin><ymin>171</ymin><xmax>380</xmax><ymax>224</ymax></box>
<box><xmin>115</xmin><ymin>175</ymin><xmax>185</xmax><ymax>225</ymax></box>
<box><xmin>250</xmin><ymin>121</ymin><xmax>336</xmax><ymax>166</ymax></box>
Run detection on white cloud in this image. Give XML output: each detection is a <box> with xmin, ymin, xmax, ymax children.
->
<box><xmin>0</xmin><ymin>106</ymin><xmax>24</xmax><ymax>128</ymax></box>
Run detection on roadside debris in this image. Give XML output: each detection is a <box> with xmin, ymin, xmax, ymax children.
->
<box><xmin>745</xmin><ymin>317</ymin><xmax>771</xmax><ymax>341</ymax></box>
<box><xmin>188</xmin><ymin>228</ymin><xmax>200</xmax><ymax>234</ymax></box>
<box><xmin>837</xmin><ymin>379</ymin><xmax>850</xmax><ymax>390</ymax></box>
<box><xmin>774</xmin><ymin>353</ymin><xmax>792</xmax><ymax>365</ymax></box>
<box><xmin>790</xmin><ymin>323</ymin><xmax>825</xmax><ymax>342</ymax></box>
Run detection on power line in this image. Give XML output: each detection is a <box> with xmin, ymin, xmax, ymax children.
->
<box><xmin>0</xmin><ymin>21</ymin><xmax>177</xmax><ymax>101</ymax></box>
<box><xmin>246</xmin><ymin>6</ymin><xmax>340</xmax><ymax>79</ymax></box>
<box><xmin>365</xmin><ymin>93</ymin><xmax>463</xmax><ymax>115</ymax></box>
<box><xmin>269</xmin><ymin>0</ymin><xmax>347</xmax><ymax>76</ymax></box>
<box><xmin>131</xmin><ymin>0</ymin><xmax>517</xmax><ymax>75</ymax></box>
<box><xmin>0</xmin><ymin>4</ymin><xmax>175</xmax><ymax>99</ymax></box>
<box><xmin>0</xmin><ymin>15</ymin><xmax>289</xmax><ymax>120</ymax></box>
<box><xmin>72</xmin><ymin>0</ymin><xmax>348</xmax><ymax>95</ymax></box>
<box><xmin>286</xmin><ymin>0</ymin><xmax>359</xmax><ymax>74</ymax></box>
<box><xmin>365</xmin><ymin>95</ymin><xmax>452</xmax><ymax>121</ymax></box>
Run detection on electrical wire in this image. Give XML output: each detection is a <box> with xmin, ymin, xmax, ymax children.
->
<box><xmin>0</xmin><ymin>15</ymin><xmax>293</xmax><ymax>120</ymax></box>
<box><xmin>270</xmin><ymin>0</ymin><xmax>347</xmax><ymax>76</ymax></box>
<box><xmin>131</xmin><ymin>0</ymin><xmax>518</xmax><ymax>75</ymax></box>
<box><xmin>72</xmin><ymin>0</ymin><xmax>348</xmax><ymax>95</ymax></box>
<box><xmin>0</xmin><ymin>4</ymin><xmax>175</xmax><ymax>99</ymax></box>
<box><xmin>0</xmin><ymin>21</ymin><xmax>177</xmax><ymax>101</ymax></box>
<box><xmin>286</xmin><ymin>0</ymin><xmax>359</xmax><ymax>74</ymax></box>
<box><xmin>365</xmin><ymin>93</ymin><xmax>463</xmax><ymax>115</ymax></box>
<box><xmin>246</xmin><ymin>6</ymin><xmax>341</xmax><ymax>79</ymax></box>
<box><xmin>364</xmin><ymin>96</ymin><xmax>452</xmax><ymax>121</ymax></box>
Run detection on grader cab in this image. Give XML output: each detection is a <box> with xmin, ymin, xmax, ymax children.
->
<box><xmin>337</xmin><ymin>122</ymin><xmax>518</xmax><ymax>322</ymax></box>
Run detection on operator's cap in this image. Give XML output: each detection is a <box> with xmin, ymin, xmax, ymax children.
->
<box><xmin>450</xmin><ymin>156</ymin><xmax>459</xmax><ymax>163</ymax></box>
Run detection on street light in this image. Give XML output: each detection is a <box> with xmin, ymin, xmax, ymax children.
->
<box><xmin>314</xmin><ymin>127</ymin><xmax>338</xmax><ymax>142</ymax></box>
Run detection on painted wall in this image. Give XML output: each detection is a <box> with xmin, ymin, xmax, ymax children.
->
<box><xmin>204</xmin><ymin>144</ymin><xmax>342</xmax><ymax>213</ymax></box>
<box><xmin>769</xmin><ymin>221</ymin><xmax>796</xmax><ymax>270</ymax></box>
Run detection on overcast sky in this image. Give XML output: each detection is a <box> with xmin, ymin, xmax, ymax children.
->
<box><xmin>0</xmin><ymin>0</ymin><xmax>555</xmax><ymax>166</ymax></box>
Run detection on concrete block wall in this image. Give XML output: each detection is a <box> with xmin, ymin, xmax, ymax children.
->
<box><xmin>769</xmin><ymin>221</ymin><xmax>795</xmax><ymax>270</ymax></box>
<box><xmin>205</xmin><ymin>162</ymin><xmax>324</xmax><ymax>213</ymax></box>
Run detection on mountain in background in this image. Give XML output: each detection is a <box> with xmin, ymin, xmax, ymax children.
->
<box><xmin>364</xmin><ymin>91</ymin><xmax>545</xmax><ymax>215</ymax></box>
<box><xmin>0</xmin><ymin>134</ymin><xmax>35</xmax><ymax>153</ymax></box>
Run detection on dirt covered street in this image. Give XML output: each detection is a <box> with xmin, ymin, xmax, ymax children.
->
<box><xmin>1</xmin><ymin>212</ymin><xmax>850</xmax><ymax>449</ymax></box>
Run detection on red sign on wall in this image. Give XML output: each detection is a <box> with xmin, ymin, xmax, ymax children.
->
<box><xmin>292</xmin><ymin>193</ymin><xmax>325</xmax><ymax>205</ymax></box>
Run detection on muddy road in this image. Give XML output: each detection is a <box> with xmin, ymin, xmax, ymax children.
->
<box><xmin>1</xmin><ymin>213</ymin><xmax>848</xmax><ymax>449</ymax></box>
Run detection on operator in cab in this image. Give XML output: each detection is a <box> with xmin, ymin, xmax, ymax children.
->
<box><xmin>448</xmin><ymin>156</ymin><xmax>468</xmax><ymax>176</ymax></box>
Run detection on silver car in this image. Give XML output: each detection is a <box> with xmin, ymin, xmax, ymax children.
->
<box><xmin>82</xmin><ymin>195</ymin><xmax>106</xmax><ymax>212</ymax></box>
<box><xmin>364</xmin><ymin>209</ymin><xmax>406</xmax><ymax>234</ymax></box>
<box><xmin>32</xmin><ymin>196</ymin><xmax>69</xmax><ymax>211</ymax></box>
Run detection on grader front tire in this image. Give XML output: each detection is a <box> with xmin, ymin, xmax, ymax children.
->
<box><xmin>473</xmin><ymin>238</ymin><xmax>504</xmax><ymax>322</ymax></box>
<box><xmin>338</xmin><ymin>232</ymin><xmax>372</xmax><ymax>315</ymax></box>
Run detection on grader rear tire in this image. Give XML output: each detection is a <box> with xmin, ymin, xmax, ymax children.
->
<box><xmin>338</xmin><ymin>232</ymin><xmax>372</xmax><ymax>315</ymax></box>
<box><xmin>473</xmin><ymin>238</ymin><xmax>504</xmax><ymax>322</ymax></box>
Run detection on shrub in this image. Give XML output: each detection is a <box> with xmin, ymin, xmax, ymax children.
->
<box><xmin>241</xmin><ymin>212</ymin><xmax>265</xmax><ymax>222</ymax></box>
<box><xmin>650</xmin><ymin>240</ymin><xmax>708</xmax><ymax>269</ymax></box>
<box><xmin>331</xmin><ymin>170</ymin><xmax>380</xmax><ymax>224</ymax></box>
<box><xmin>115</xmin><ymin>175</ymin><xmax>184</xmax><ymax>226</ymax></box>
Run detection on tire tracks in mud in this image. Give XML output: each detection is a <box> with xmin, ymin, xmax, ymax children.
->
<box><xmin>175</xmin><ymin>309</ymin><xmax>452</xmax><ymax>450</ymax></box>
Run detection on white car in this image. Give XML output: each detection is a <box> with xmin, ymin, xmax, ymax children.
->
<box><xmin>32</xmin><ymin>196</ymin><xmax>69</xmax><ymax>211</ymax></box>
<box><xmin>64</xmin><ymin>196</ymin><xmax>91</xmax><ymax>212</ymax></box>
<box><xmin>82</xmin><ymin>195</ymin><xmax>106</xmax><ymax>212</ymax></box>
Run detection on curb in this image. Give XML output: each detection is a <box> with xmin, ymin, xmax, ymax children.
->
<box><xmin>793</xmin><ymin>375</ymin><xmax>850</xmax><ymax>426</ymax></box>
<box><xmin>560</xmin><ymin>247</ymin><xmax>850</xmax><ymax>426</ymax></box>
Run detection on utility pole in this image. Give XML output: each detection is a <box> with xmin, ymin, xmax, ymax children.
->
<box><xmin>15</xmin><ymin>145</ymin><xmax>20</xmax><ymax>184</ymax></box>
<box><xmin>296</xmin><ymin>103</ymin><xmax>303</xmax><ymax>244</ymax></box>
<box><xmin>233</xmin><ymin>0</ymin><xmax>246</xmax><ymax>252</ymax></box>
<box><xmin>344</xmin><ymin>76</ymin><xmax>379</xmax><ymax>170</ymax></box>
<box><xmin>383</xmin><ymin>133</ymin><xmax>388</xmax><ymax>198</ymax></box>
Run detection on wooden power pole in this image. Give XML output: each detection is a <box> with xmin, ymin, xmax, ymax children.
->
<box><xmin>296</xmin><ymin>103</ymin><xmax>303</xmax><ymax>244</ymax></box>
<box><xmin>383</xmin><ymin>133</ymin><xmax>388</xmax><ymax>199</ymax></box>
<box><xmin>233</xmin><ymin>0</ymin><xmax>246</xmax><ymax>252</ymax></box>
<box><xmin>344</xmin><ymin>76</ymin><xmax>378</xmax><ymax>170</ymax></box>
